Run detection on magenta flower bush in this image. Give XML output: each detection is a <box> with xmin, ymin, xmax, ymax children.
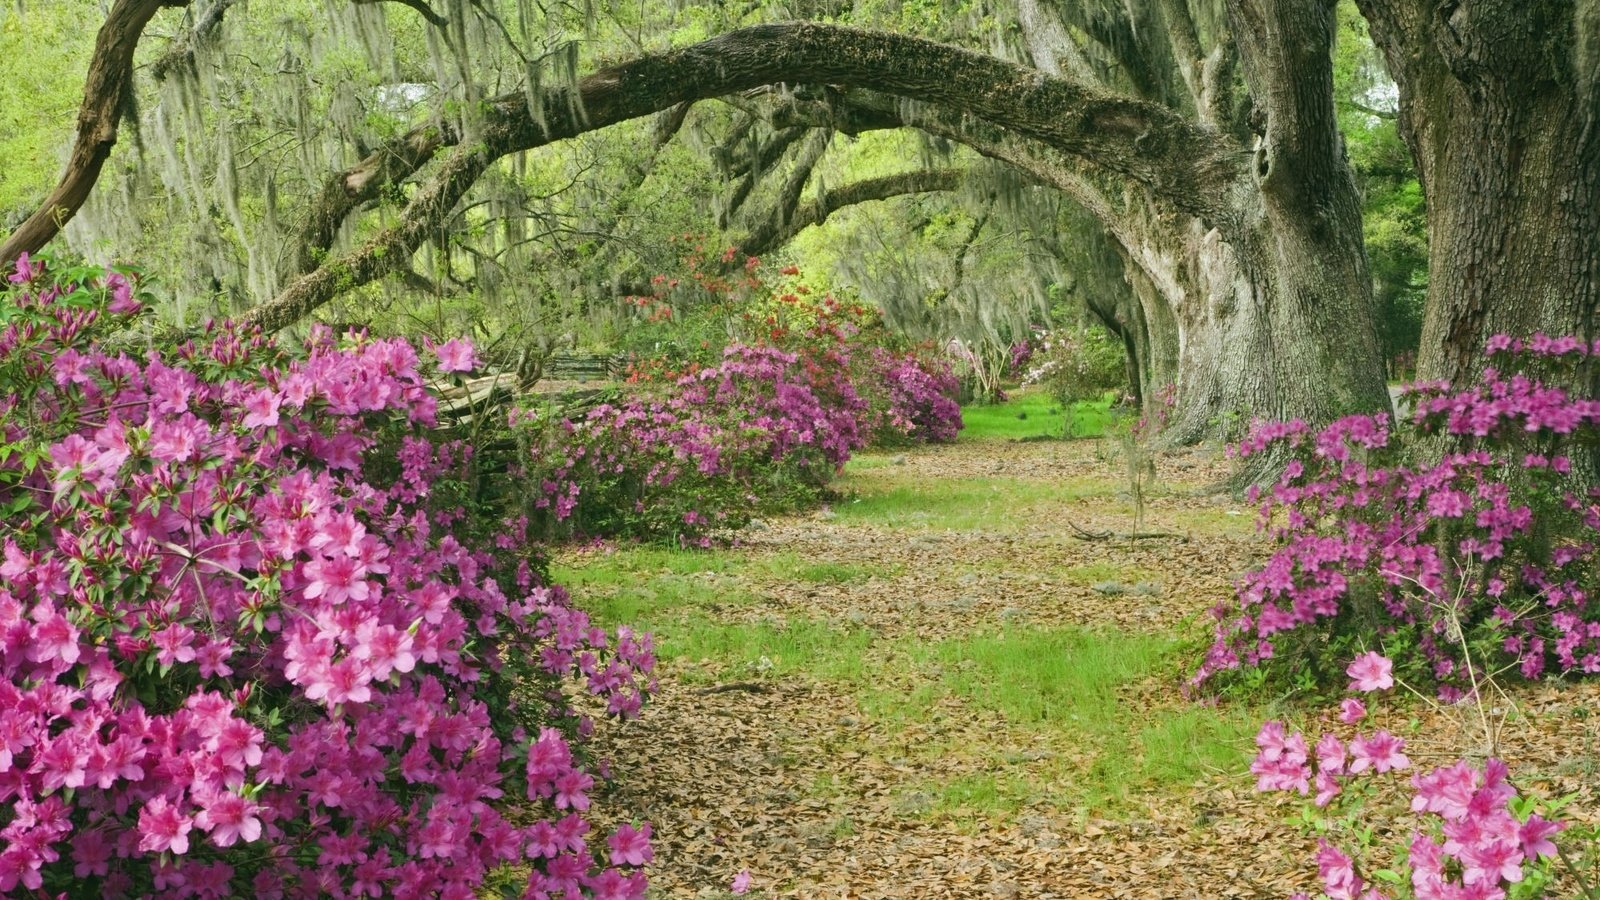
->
<box><xmin>866</xmin><ymin>347</ymin><xmax>963</xmax><ymax>445</ymax></box>
<box><xmin>0</xmin><ymin>256</ymin><xmax>654</xmax><ymax>897</ymax></box>
<box><xmin>517</xmin><ymin>340</ymin><xmax>961</xmax><ymax>545</ymax></box>
<box><xmin>1257</xmin><ymin>654</ymin><xmax>1576</xmax><ymax>900</ymax></box>
<box><xmin>515</xmin><ymin>344</ymin><xmax>862</xmax><ymax>544</ymax></box>
<box><xmin>1197</xmin><ymin>336</ymin><xmax>1600</xmax><ymax>695</ymax></box>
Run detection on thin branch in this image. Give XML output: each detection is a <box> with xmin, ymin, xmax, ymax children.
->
<box><xmin>351</xmin><ymin>0</ymin><xmax>447</xmax><ymax>29</ymax></box>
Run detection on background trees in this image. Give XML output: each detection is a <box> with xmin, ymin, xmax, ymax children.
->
<box><xmin>2</xmin><ymin>0</ymin><xmax>1594</xmax><ymax>444</ymax></box>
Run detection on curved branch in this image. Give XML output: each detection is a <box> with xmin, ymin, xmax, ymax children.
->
<box><xmin>292</xmin><ymin>122</ymin><xmax>461</xmax><ymax>278</ymax></box>
<box><xmin>242</xmin><ymin>21</ymin><xmax>1241</xmax><ymax>332</ymax></box>
<box><xmin>738</xmin><ymin>168</ymin><xmax>965</xmax><ymax>257</ymax></box>
<box><xmin>1</xmin><ymin>0</ymin><xmax>192</xmax><ymax>269</ymax></box>
<box><xmin>352</xmin><ymin>0</ymin><xmax>447</xmax><ymax>29</ymax></box>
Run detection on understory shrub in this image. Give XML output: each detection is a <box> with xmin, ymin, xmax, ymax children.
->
<box><xmin>1197</xmin><ymin>336</ymin><xmax>1600</xmax><ymax>697</ymax></box>
<box><xmin>1019</xmin><ymin>324</ymin><xmax>1127</xmax><ymax>410</ymax></box>
<box><xmin>0</xmin><ymin>256</ymin><xmax>655</xmax><ymax>898</ymax></box>
<box><xmin>519</xmin><ymin>257</ymin><xmax>962</xmax><ymax>544</ymax></box>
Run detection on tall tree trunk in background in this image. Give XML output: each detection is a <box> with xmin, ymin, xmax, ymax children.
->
<box><xmin>1356</xmin><ymin>0</ymin><xmax>1600</xmax><ymax>384</ymax></box>
<box><xmin>1016</xmin><ymin>0</ymin><xmax>1390</xmax><ymax>449</ymax></box>
<box><xmin>0</xmin><ymin>0</ymin><xmax>191</xmax><ymax>269</ymax></box>
<box><xmin>1165</xmin><ymin>0</ymin><xmax>1389</xmax><ymax>448</ymax></box>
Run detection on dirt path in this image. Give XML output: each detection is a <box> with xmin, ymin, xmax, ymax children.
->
<box><xmin>569</xmin><ymin>438</ymin><xmax>1600</xmax><ymax>899</ymax></box>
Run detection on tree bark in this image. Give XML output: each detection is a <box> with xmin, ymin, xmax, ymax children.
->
<box><xmin>1355</xmin><ymin>0</ymin><xmax>1600</xmax><ymax>386</ymax></box>
<box><xmin>240</xmin><ymin>22</ymin><xmax>1248</xmax><ymax>332</ymax></box>
<box><xmin>0</xmin><ymin>0</ymin><xmax>191</xmax><ymax>270</ymax></box>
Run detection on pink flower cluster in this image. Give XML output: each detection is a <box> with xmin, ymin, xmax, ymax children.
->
<box><xmin>517</xmin><ymin>341</ymin><xmax>960</xmax><ymax>544</ymax></box>
<box><xmin>1263</xmin><ymin>656</ymin><xmax>1567</xmax><ymax>900</ymax></box>
<box><xmin>866</xmin><ymin>347</ymin><xmax>963</xmax><ymax>445</ymax></box>
<box><xmin>1198</xmin><ymin>336</ymin><xmax>1600</xmax><ymax>693</ymax></box>
<box><xmin>0</xmin><ymin>257</ymin><xmax>654</xmax><ymax>897</ymax></box>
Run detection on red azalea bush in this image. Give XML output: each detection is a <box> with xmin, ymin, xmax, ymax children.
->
<box><xmin>0</xmin><ymin>256</ymin><xmax>655</xmax><ymax>898</ymax></box>
<box><xmin>1197</xmin><ymin>336</ymin><xmax>1600</xmax><ymax>696</ymax></box>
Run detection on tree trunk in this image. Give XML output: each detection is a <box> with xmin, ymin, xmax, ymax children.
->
<box><xmin>0</xmin><ymin>0</ymin><xmax>191</xmax><ymax>269</ymax></box>
<box><xmin>1356</xmin><ymin>0</ymin><xmax>1600</xmax><ymax>384</ymax></box>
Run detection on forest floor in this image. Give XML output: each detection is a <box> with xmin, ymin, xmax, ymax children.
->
<box><xmin>558</xmin><ymin>391</ymin><xmax>1600</xmax><ymax>899</ymax></box>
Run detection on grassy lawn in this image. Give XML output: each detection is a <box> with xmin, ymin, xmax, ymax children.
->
<box><xmin>828</xmin><ymin>473</ymin><xmax>1112</xmax><ymax>530</ymax></box>
<box><xmin>563</xmin><ymin>543</ymin><xmax>1258</xmax><ymax>819</ymax></box>
<box><xmin>959</xmin><ymin>389</ymin><xmax>1116</xmax><ymax>442</ymax></box>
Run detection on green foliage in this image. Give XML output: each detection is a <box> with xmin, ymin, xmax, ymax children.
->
<box><xmin>957</xmin><ymin>389</ymin><xmax>1113</xmax><ymax>442</ymax></box>
<box><xmin>0</xmin><ymin>3</ymin><xmax>100</xmax><ymax>220</ymax></box>
<box><xmin>1334</xmin><ymin>0</ymin><xmax>1428</xmax><ymax>377</ymax></box>
<box><xmin>1020</xmin><ymin>324</ymin><xmax>1127</xmax><ymax>411</ymax></box>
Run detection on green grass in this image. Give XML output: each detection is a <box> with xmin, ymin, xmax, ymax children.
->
<box><xmin>925</xmin><ymin>627</ymin><xmax>1170</xmax><ymax>727</ymax></box>
<box><xmin>752</xmin><ymin>552</ymin><xmax>885</xmax><ymax>583</ymax></box>
<box><xmin>662</xmin><ymin>616</ymin><xmax>874</xmax><ymax>682</ymax></box>
<box><xmin>556</xmin><ymin>548</ymin><xmax>878</xmax><ymax>682</ymax></box>
<box><xmin>960</xmin><ymin>390</ymin><xmax>1115</xmax><ymax>442</ymax></box>
<box><xmin>830</xmin><ymin>474</ymin><xmax>1109</xmax><ymax>530</ymax></box>
<box><xmin>866</xmin><ymin>626</ymin><xmax>1259</xmax><ymax>818</ymax></box>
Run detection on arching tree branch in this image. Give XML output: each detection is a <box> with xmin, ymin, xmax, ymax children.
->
<box><xmin>1</xmin><ymin>0</ymin><xmax>192</xmax><ymax>269</ymax></box>
<box><xmin>241</xmin><ymin>21</ymin><xmax>1243</xmax><ymax>332</ymax></box>
<box><xmin>738</xmin><ymin>168</ymin><xmax>967</xmax><ymax>258</ymax></box>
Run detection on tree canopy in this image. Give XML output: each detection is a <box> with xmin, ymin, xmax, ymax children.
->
<box><xmin>2</xmin><ymin>0</ymin><xmax>1595</xmax><ymax>445</ymax></box>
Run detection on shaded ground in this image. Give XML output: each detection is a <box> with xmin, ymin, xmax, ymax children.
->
<box><xmin>561</xmin><ymin>405</ymin><xmax>1600</xmax><ymax>899</ymax></box>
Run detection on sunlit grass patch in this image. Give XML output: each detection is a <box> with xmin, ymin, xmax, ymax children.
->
<box><xmin>924</xmin><ymin>772</ymin><xmax>1033</xmax><ymax>820</ymax></box>
<box><xmin>661</xmin><ymin>616</ymin><xmax>875</xmax><ymax>683</ymax></box>
<box><xmin>553</xmin><ymin>547</ymin><xmax>762</xmax><ymax>626</ymax></box>
<box><xmin>753</xmin><ymin>552</ymin><xmax>886</xmax><ymax>583</ymax></box>
<box><xmin>829</xmin><ymin>475</ymin><xmax>1109</xmax><ymax>531</ymax></box>
<box><xmin>960</xmin><ymin>390</ymin><xmax>1114</xmax><ymax>442</ymax></box>
<box><xmin>926</xmin><ymin>628</ymin><xmax>1170</xmax><ymax>727</ymax></box>
<box><xmin>863</xmin><ymin>626</ymin><xmax>1258</xmax><ymax>819</ymax></box>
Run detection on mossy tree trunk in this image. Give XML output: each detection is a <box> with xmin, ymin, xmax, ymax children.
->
<box><xmin>1356</xmin><ymin>0</ymin><xmax>1600</xmax><ymax>384</ymax></box>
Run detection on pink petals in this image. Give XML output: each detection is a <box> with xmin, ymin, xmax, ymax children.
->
<box><xmin>0</xmin><ymin>260</ymin><xmax>655</xmax><ymax>896</ymax></box>
<box><xmin>1346</xmin><ymin>651</ymin><xmax>1395</xmax><ymax>693</ymax></box>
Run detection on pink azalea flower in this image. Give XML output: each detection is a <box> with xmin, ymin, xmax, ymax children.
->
<box><xmin>1348</xmin><ymin>730</ymin><xmax>1409</xmax><ymax>774</ymax></box>
<box><xmin>1517</xmin><ymin>814</ymin><xmax>1563</xmax><ymax>861</ymax></box>
<box><xmin>195</xmin><ymin>791</ymin><xmax>263</xmax><ymax>847</ymax></box>
<box><xmin>1461</xmin><ymin>839</ymin><xmax>1523</xmax><ymax>887</ymax></box>
<box><xmin>1314</xmin><ymin>770</ymin><xmax>1341</xmax><ymax>808</ymax></box>
<box><xmin>431</xmin><ymin>338</ymin><xmax>480</xmax><ymax>373</ymax></box>
<box><xmin>137</xmin><ymin>795</ymin><xmax>194</xmax><ymax>855</ymax></box>
<box><xmin>1338</xmin><ymin>697</ymin><xmax>1366</xmax><ymax>724</ymax></box>
<box><xmin>242</xmin><ymin>388</ymin><xmax>282</xmax><ymax>429</ymax></box>
<box><xmin>1316</xmin><ymin>840</ymin><xmax>1363</xmax><ymax>900</ymax></box>
<box><xmin>1316</xmin><ymin>733</ymin><xmax>1347</xmax><ymax>776</ymax></box>
<box><xmin>606</xmin><ymin>822</ymin><xmax>653</xmax><ymax>867</ymax></box>
<box><xmin>731</xmin><ymin>871</ymin><xmax>752</xmax><ymax>894</ymax></box>
<box><xmin>1346</xmin><ymin>651</ymin><xmax>1395</xmax><ymax>692</ymax></box>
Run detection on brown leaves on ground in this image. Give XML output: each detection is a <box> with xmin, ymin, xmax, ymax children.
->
<box><xmin>567</xmin><ymin>437</ymin><xmax>1600</xmax><ymax>899</ymax></box>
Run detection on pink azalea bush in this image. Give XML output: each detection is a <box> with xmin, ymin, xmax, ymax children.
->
<box><xmin>514</xmin><ymin>343</ymin><xmax>866</xmax><ymax>544</ymax></box>
<box><xmin>1257</xmin><ymin>654</ymin><xmax>1575</xmax><ymax>900</ymax></box>
<box><xmin>0</xmin><ymin>256</ymin><xmax>655</xmax><ymax>897</ymax></box>
<box><xmin>517</xmin><ymin>273</ymin><xmax>962</xmax><ymax>544</ymax></box>
<box><xmin>1197</xmin><ymin>336</ymin><xmax>1600</xmax><ymax>695</ymax></box>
